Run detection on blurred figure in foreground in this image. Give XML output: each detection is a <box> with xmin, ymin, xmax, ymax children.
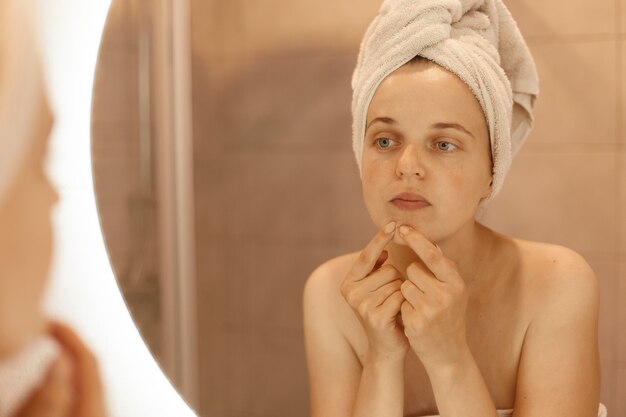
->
<box><xmin>0</xmin><ymin>0</ymin><xmax>107</xmax><ymax>416</ymax></box>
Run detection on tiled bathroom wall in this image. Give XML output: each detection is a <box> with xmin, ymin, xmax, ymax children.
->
<box><xmin>191</xmin><ymin>0</ymin><xmax>625</xmax><ymax>416</ymax></box>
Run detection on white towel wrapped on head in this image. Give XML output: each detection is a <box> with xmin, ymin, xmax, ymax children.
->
<box><xmin>351</xmin><ymin>0</ymin><xmax>539</xmax><ymax>207</ymax></box>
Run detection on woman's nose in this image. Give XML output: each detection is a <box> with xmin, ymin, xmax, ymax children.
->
<box><xmin>395</xmin><ymin>144</ymin><xmax>426</xmax><ymax>178</ymax></box>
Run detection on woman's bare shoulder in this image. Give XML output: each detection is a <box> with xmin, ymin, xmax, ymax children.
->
<box><xmin>511</xmin><ymin>237</ymin><xmax>595</xmax><ymax>277</ymax></box>
<box><xmin>302</xmin><ymin>251</ymin><xmax>362</xmax><ymax>338</ymax></box>
<box><xmin>304</xmin><ymin>251</ymin><xmax>361</xmax><ymax>298</ymax></box>
<box><xmin>505</xmin><ymin>236</ymin><xmax>598</xmax><ymax>305</ymax></box>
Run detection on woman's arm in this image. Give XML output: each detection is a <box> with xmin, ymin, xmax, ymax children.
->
<box><xmin>513</xmin><ymin>248</ymin><xmax>600</xmax><ymax>417</ymax></box>
<box><xmin>352</xmin><ymin>352</ymin><xmax>405</xmax><ymax>417</ymax></box>
<box><xmin>423</xmin><ymin>347</ymin><xmax>499</xmax><ymax>417</ymax></box>
<box><xmin>303</xmin><ymin>259</ymin><xmax>405</xmax><ymax>417</ymax></box>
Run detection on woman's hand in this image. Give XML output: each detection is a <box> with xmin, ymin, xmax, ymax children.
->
<box><xmin>340</xmin><ymin>221</ymin><xmax>410</xmax><ymax>363</ymax></box>
<box><xmin>397</xmin><ymin>225</ymin><xmax>469</xmax><ymax>369</ymax></box>
<box><xmin>48</xmin><ymin>322</ymin><xmax>108</xmax><ymax>417</ymax></box>
<box><xmin>15</xmin><ymin>353</ymin><xmax>74</xmax><ymax>417</ymax></box>
<box><xmin>16</xmin><ymin>322</ymin><xmax>108</xmax><ymax>417</ymax></box>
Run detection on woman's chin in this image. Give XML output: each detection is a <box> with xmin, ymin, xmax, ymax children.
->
<box><xmin>389</xmin><ymin>222</ymin><xmax>437</xmax><ymax>245</ymax></box>
<box><xmin>391</xmin><ymin>233</ymin><xmax>409</xmax><ymax>246</ymax></box>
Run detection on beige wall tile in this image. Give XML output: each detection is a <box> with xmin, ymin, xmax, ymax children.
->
<box><xmin>618</xmin><ymin>256</ymin><xmax>626</xmax><ymax>414</ymax></box>
<box><xmin>527</xmin><ymin>40</ymin><xmax>617</xmax><ymax>146</ymax></box>
<box><xmin>190</xmin><ymin>0</ymin><xmax>245</xmax><ymax>62</ymax></box>
<box><xmin>616</xmin><ymin>369</ymin><xmax>626</xmax><ymax>417</ymax></box>
<box><xmin>225</xmin><ymin>241</ymin><xmax>354</xmax><ymax>329</ymax></box>
<box><xmin>101</xmin><ymin>0</ymin><xmax>140</xmax><ymax>49</ymax></box>
<box><xmin>621</xmin><ymin>152</ymin><xmax>626</xmax><ymax>255</ymax></box>
<box><xmin>503</xmin><ymin>0</ymin><xmax>616</xmax><ymax>38</ymax></box>
<box><xmin>191</xmin><ymin>0</ymin><xmax>380</xmax><ymax>61</ymax></box>
<box><xmin>198</xmin><ymin>326</ymin><xmax>252</xmax><ymax>416</ymax></box>
<box><xmin>91</xmin><ymin>48</ymin><xmax>139</xmax><ymax>127</ymax></box>
<box><xmin>481</xmin><ymin>148</ymin><xmax>618</xmax><ymax>254</ymax></box>
<box><xmin>222</xmin><ymin>152</ymin><xmax>334</xmax><ymax>243</ymax></box>
<box><xmin>193</xmin><ymin>53</ymin><xmax>355</xmax><ymax>159</ymax></box>
<box><xmin>237</xmin><ymin>0</ymin><xmax>380</xmax><ymax>56</ymax></box>
<box><xmin>614</xmin><ymin>255</ymin><xmax>626</xmax><ymax>368</ymax></box>
<box><xmin>202</xmin><ymin>152</ymin><xmax>367</xmax><ymax>244</ymax></box>
<box><xmin>325</xmin><ymin>156</ymin><xmax>379</xmax><ymax>247</ymax></box>
<box><xmin>198</xmin><ymin>324</ymin><xmax>308</xmax><ymax>416</ymax></box>
<box><xmin>622</xmin><ymin>41</ymin><xmax>626</xmax><ymax>144</ymax></box>
<box><xmin>193</xmin><ymin>157</ymin><xmax>227</xmax><ymax>243</ymax></box>
<box><xmin>621</xmin><ymin>0</ymin><xmax>626</xmax><ymax>34</ymax></box>
<box><xmin>196</xmin><ymin>241</ymin><xmax>238</xmax><ymax>327</ymax></box>
<box><xmin>601</xmin><ymin>366</ymin><xmax>620</xmax><ymax>417</ymax></box>
<box><xmin>196</xmin><ymin>241</ymin><xmax>224</xmax><ymax>308</ymax></box>
<box><xmin>229</xmin><ymin>327</ymin><xmax>308</xmax><ymax>415</ymax></box>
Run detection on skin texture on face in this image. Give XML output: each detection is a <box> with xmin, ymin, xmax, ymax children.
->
<box><xmin>361</xmin><ymin>60</ymin><xmax>493</xmax><ymax>247</ymax></box>
<box><xmin>0</xmin><ymin>86</ymin><xmax>58</xmax><ymax>357</ymax></box>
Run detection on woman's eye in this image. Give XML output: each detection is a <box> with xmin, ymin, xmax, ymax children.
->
<box><xmin>374</xmin><ymin>137</ymin><xmax>395</xmax><ymax>149</ymax></box>
<box><xmin>436</xmin><ymin>141</ymin><xmax>457</xmax><ymax>152</ymax></box>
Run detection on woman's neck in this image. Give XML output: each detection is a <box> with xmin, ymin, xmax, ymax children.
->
<box><xmin>385</xmin><ymin>221</ymin><xmax>496</xmax><ymax>291</ymax></box>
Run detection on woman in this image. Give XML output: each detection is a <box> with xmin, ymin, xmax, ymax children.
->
<box><xmin>0</xmin><ymin>0</ymin><xmax>107</xmax><ymax>415</ymax></box>
<box><xmin>303</xmin><ymin>1</ymin><xmax>606</xmax><ymax>416</ymax></box>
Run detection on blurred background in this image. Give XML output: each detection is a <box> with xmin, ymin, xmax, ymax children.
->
<box><xmin>91</xmin><ymin>0</ymin><xmax>626</xmax><ymax>416</ymax></box>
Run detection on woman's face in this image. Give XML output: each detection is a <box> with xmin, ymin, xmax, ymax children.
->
<box><xmin>0</xmin><ymin>86</ymin><xmax>57</xmax><ymax>308</ymax></box>
<box><xmin>361</xmin><ymin>61</ymin><xmax>492</xmax><ymax>244</ymax></box>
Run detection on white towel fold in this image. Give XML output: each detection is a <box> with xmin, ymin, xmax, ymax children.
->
<box><xmin>351</xmin><ymin>0</ymin><xmax>539</xmax><ymax>206</ymax></box>
<box><xmin>0</xmin><ymin>335</ymin><xmax>61</xmax><ymax>417</ymax></box>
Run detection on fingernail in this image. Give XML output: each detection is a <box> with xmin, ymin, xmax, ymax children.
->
<box><xmin>435</xmin><ymin>243</ymin><xmax>442</xmax><ymax>253</ymax></box>
<box><xmin>399</xmin><ymin>225</ymin><xmax>411</xmax><ymax>235</ymax></box>
<box><xmin>384</xmin><ymin>221</ymin><xmax>396</xmax><ymax>234</ymax></box>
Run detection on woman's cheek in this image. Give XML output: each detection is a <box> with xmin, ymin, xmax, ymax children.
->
<box><xmin>361</xmin><ymin>173</ymin><xmax>388</xmax><ymax>226</ymax></box>
<box><xmin>445</xmin><ymin>170</ymin><xmax>486</xmax><ymax>214</ymax></box>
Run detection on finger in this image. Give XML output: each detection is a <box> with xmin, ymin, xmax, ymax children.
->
<box><xmin>48</xmin><ymin>322</ymin><xmax>100</xmax><ymax>382</ymax></box>
<box><xmin>397</xmin><ymin>225</ymin><xmax>455</xmax><ymax>282</ymax></box>
<box><xmin>372</xmin><ymin>250</ymin><xmax>389</xmax><ymax>272</ymax></box>
<box><xmin>342</xmin><ymin>264</ymin><xmax>403</xmax><ymax>308</ymax></box>
<box><xmin>357</xmin><ymin>264</ymin><xmax>403</xmax><ymax>294</ymax></box>
<box><xmin>370</xmin><ymin>279</ymin><xmax>403</xmax><ymax>307</ymax></box>
<box><xmin>400</xmin><ymin>299</ymin><xmax>414</xmax><ymax>317</ymax></box>
<box><xmin>400</xmin><ymin>280</ymin><xmax>427</xmax><ymax>307</ymax></box>
<box><xmin>48</xmin><ymin>321</ymin><xmax>106</xmax><ymax>415</ymax></box>
<box><xmin>347</xmin><ymin>221</ymin><xmax>396</xmax><ymax>282</ymax></box>
<box><xmin>379</xmin><ymin>290</ymin><xmax>405</xmax><ymax>317</ymax></box>
<box><xmin>405</xmin><ymin>261</ymin><xmax>440</xmax><ymax>294</ymax></box>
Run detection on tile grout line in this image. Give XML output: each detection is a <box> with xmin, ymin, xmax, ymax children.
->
<box><xmin>614</xmin><ymin>0</ymin><xmax>625</xmax><ymax>402</ymax></box>
<box><xmin>616</xmin><ymin>0</ymin><xmax>623</xmax><ymax>259</ymax></box>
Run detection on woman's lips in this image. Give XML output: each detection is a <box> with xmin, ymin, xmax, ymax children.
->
<box><xmin>390</xmin><ymin>198</ymin><xmax>431</xmax><ymax>210</ymax></box>
<box><xmin>389</xmin><ymin>191</ymin><xmax>431</xmax><ymax>210</ymax></box>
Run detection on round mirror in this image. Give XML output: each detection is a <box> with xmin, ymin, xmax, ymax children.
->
<box><xmin>91</xmin><ymin>0</ymin><xmax>623</xmax><ymax>416</ymax></box>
